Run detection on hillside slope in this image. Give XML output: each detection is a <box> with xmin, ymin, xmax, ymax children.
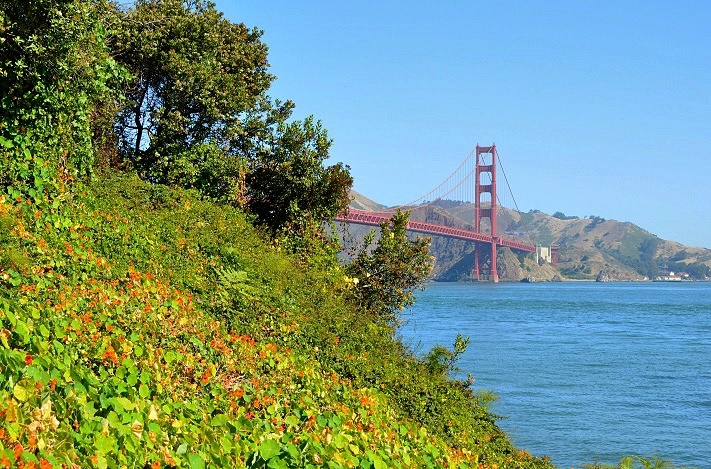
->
<box><xmin>0</xmin><ymin>175</ymin><xmax>554</xmax><ymax>468</ymax></box>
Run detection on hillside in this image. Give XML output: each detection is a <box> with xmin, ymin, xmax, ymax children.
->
<box><xmin>0</xmin><ymin>175</ymin><xmax>556</xmax><ymax>468</ymax></box>
<box><xmin>347</xmin><ymin>192</ymin><xmax>711</xmax><ymax>282</ymax></box>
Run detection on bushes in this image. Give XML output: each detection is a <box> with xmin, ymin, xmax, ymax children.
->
<box><xmin>0</xmin><ymin>173</ymin><xmax>557</xmax><ymax>467</ymax></box>
<box><xmin>344</xmin><ymin>210</ymin><xmax>433</xmax><ymax>324</ymax></box>
<box><xmin>0</xmin><ymin>0</ymin><xmax>128</xmax><ymax>184</ymax></box>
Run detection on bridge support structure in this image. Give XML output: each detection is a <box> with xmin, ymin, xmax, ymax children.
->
<box><xmin>473</xmin><ymin>144</ymin><xmax>498</xmax><ymax>282</ymax></box>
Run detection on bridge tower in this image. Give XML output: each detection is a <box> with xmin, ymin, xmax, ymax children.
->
<box><xmin>473</xmin><ymin>144</ymin><xmax>498</xmax><ymax>282</ymax></box>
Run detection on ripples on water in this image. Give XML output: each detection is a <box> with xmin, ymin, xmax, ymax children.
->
<box><xmin>400</xmin><ymin>282</ymin><xmax>711</xmax><ymax>468</ymax></box>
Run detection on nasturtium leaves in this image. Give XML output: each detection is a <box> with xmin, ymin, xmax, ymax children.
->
<box><xmin>12</xmin><ymin>379</ymin><xmax>34</xmax><ymax>402</ymax></box>
<box><xmin>95</xmin><ymin>434</ymin><xmax>116</xmax><ymax>455</ymax></box>
<box><xmin>210</xmin><ymin>414</ymin><xmax>228</xmax><ymax>427</ymax></box>
<box><xmin>259</xmin><ymin>439</ymin><xmax>281</xmax><ymax>460</ymax></box>
<box><xmin>188</xmin><ymin>453</ymin><xmax>205</xmax><ymax>469</ymax></box>
<box><xmin>14</xmin><ymin>320</ymin><xmax>30</xmax><ymax>343</ymax></box>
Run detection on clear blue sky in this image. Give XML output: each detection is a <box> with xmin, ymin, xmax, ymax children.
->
<box><xmin>216</xmin><ymin>1</ymin><xmax>711</xmax><ymax>248</ymax></box>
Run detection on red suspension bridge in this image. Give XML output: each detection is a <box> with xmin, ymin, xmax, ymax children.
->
<box><xmin>337</xmin><ymin>144</ymin><xmax>558</xmax><ymax>282</ymax></box>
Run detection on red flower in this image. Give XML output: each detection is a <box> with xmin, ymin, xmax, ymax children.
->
<box><xmin>25</xmin><ymin>354</ymin><xmax>33</xmax><ymax>366</ymax></box>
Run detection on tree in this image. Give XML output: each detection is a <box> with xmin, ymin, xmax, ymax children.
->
<box><xmin>345</xmin><ymin>210</ymin><xmax>433</xmax><ymax>323</ymax></box>
<box><xmin>245</xmin><ymin>116</ymin><xmax>352</xmax><ymax>234</ymax></box>
<box><xmin>112</xmin><ymin>0</ymin><xmax>353</xmax><ymax>224</ymax></box>
<box><xmin>0</xmin><ymin>0</ymin><xmax>127</xmax><ymax>187</ymax></box>
<box><xmin>112</xmin><ymin>0</ymin><xmax>273</xmax><ymax>193</ymax></box>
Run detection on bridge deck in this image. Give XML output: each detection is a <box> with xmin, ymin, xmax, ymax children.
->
<box><xmin>337</xmin><ymin>209</ymin><xmax>536</xmax><ymax>253</ymax></box>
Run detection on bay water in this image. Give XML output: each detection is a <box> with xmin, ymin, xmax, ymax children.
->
<box><xmin>400</xmin><ymin>282</ymin><xmax>711</xmax><ymax>468</ymax></box>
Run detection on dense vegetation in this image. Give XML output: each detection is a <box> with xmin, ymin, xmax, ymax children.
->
<box><xmin>0</xmin><ymin>0</ymin><xmax>544</xmax><ymax>467</ymax></box>
<box><xmin>0</xmin><ymin>1</ymin><xmax>688</xmax><ymax>468</ymax></box>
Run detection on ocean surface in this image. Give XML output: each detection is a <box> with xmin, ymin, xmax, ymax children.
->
<box><xmin>399</xmin><ymin>282</ymin><xmax>711</xmax><ymax>469</ymax></box>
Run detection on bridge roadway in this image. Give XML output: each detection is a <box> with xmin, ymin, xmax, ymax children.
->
<box><xmin>337</xmin><ymin>209</ymin><xmax>536</xmax><ymax>253</ymax></box>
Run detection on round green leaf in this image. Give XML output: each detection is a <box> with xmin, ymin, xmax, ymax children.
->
<box><xmin>188</xmin><ymin>454</ymin><xmax>205</xmax><ymax>469</ymax></box>
<box><xmin>259</xmin><ymin>439</ymin><xmax>280</xmax><ymax>461</ymax></box>
<box><xmin>13</xmin><ymin>379</ymin><xmax>34</xmax><ymax>402</ymax></box>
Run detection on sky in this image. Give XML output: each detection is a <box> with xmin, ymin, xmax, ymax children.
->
<box><xmin>216</xmin><ymin>1</ymin><xmax>711</xmax><ymax>248</ymax></box>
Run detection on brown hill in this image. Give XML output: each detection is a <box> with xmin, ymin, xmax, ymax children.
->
<box><xmin>343</xmin><ymin>192</ymin><xmax>711</xmax><ymax>282</ymax></box>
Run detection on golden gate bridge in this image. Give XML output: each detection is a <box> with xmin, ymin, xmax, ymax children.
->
<box><xmin>337</xmin><ymin>145</ymin><xmax>558</xmax><ymax>282</ymax></box>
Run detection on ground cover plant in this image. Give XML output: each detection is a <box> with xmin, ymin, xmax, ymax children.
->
<box><xmin>0</xmin><ymin>173</ymin><xmax>555</xmax><ymax>468</ymax></box>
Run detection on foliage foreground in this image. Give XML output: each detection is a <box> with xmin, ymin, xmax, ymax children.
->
<box><xmin>0</xmin><ymin>174</ymin><xmax>557</xmax><ymax>468</ymax></box>
<box><xmin>0</xmin><ymin>1</ymin><xmax>694</xmax><ymax>467</ymax></box>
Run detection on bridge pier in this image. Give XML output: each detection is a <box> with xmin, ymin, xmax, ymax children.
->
<box><xmin>490</xmin><ymin>241</ymin><xmax>498</xmax><ymax>283</ymax></box>
<box><xmin>474</xmin><ymin>247</ymin><xmax>480</xmax><ymax>278</ymax></box>
<box><xmin>473</xmin><ymin>241</ymin><xmax>499</xmax><ymax>282</ymax></box>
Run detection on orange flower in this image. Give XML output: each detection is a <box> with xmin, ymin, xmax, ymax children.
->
<box><xmin>234</xmin><ymin>388</ymin><xmax>245</xmax><ymax>399</ymax></box>
<box><xmin>0</xmin><ymin>455</ymin><xmax>10</xmax><ymax>468</ymax></box>
<box><xmin>103</xmin><ymin>346</ymin><xmax>119</xmax><ymax>365</ymax></box>
<box><xmin>151</xmin><ymin>461</ymin><xmax>160</xmax><ymax>469</ymax></box>
<box><xmin>14</xmin><ymin>443</ymin><xmax>24</xmax><ymax>459</ymax></box>
<box><xmin>39</xmin><ymin>460</ymin><xmax>52</xmax><ymax>469</ymax></box>
<box><xmin>25</xmin><ymin>354</ymin><xmax>33</xmax><ymax>366</ymax></box>
<box><xmin>90</xmin><ymin>455</ymin><xmax>98</xmax><ymax>465</ymax></box>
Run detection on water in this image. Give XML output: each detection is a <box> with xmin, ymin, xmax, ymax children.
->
<box><xmin>400</xmin><ymin>282</ymin><xmax>711</xmax><ymax>468</ymax></box>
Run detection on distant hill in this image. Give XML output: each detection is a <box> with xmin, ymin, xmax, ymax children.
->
<box><xmin>343</xmin><ymin>191</ymin><xmax>711</xmax><ymax>282</ymax></box>
<box><xmin>347</xmin><ymin>190</ymin><xmax>387</xmax><ymax>211</ymax></box>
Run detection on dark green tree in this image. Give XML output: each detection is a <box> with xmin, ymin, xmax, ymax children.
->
<box><xmin>245</xmin><ymin>117</ymin><xmax>352</xmax><ymax>234</ymax></box>
<box><xmin>113</xmin><ymin>0</ymin><xmax>353</xmax><ymax>226</ymax></box>
<box><xmin>0</xmin><ymin>0</ymin><xmax>127</xmax><ymax>187</ymax></box>
<box><xmin>552</xmin><ymin>211</ymin><xmax>567</xmax><ymax>220</ymax></box>
<box><xmin>345</xmin><ymin>210</ymin><xmax>433</xmax><ymax>323</ymax></box>
<box><xmin>112</xmin><ymin>0</ymin><xmax>274</xmax><ymax>199</ymax></box>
